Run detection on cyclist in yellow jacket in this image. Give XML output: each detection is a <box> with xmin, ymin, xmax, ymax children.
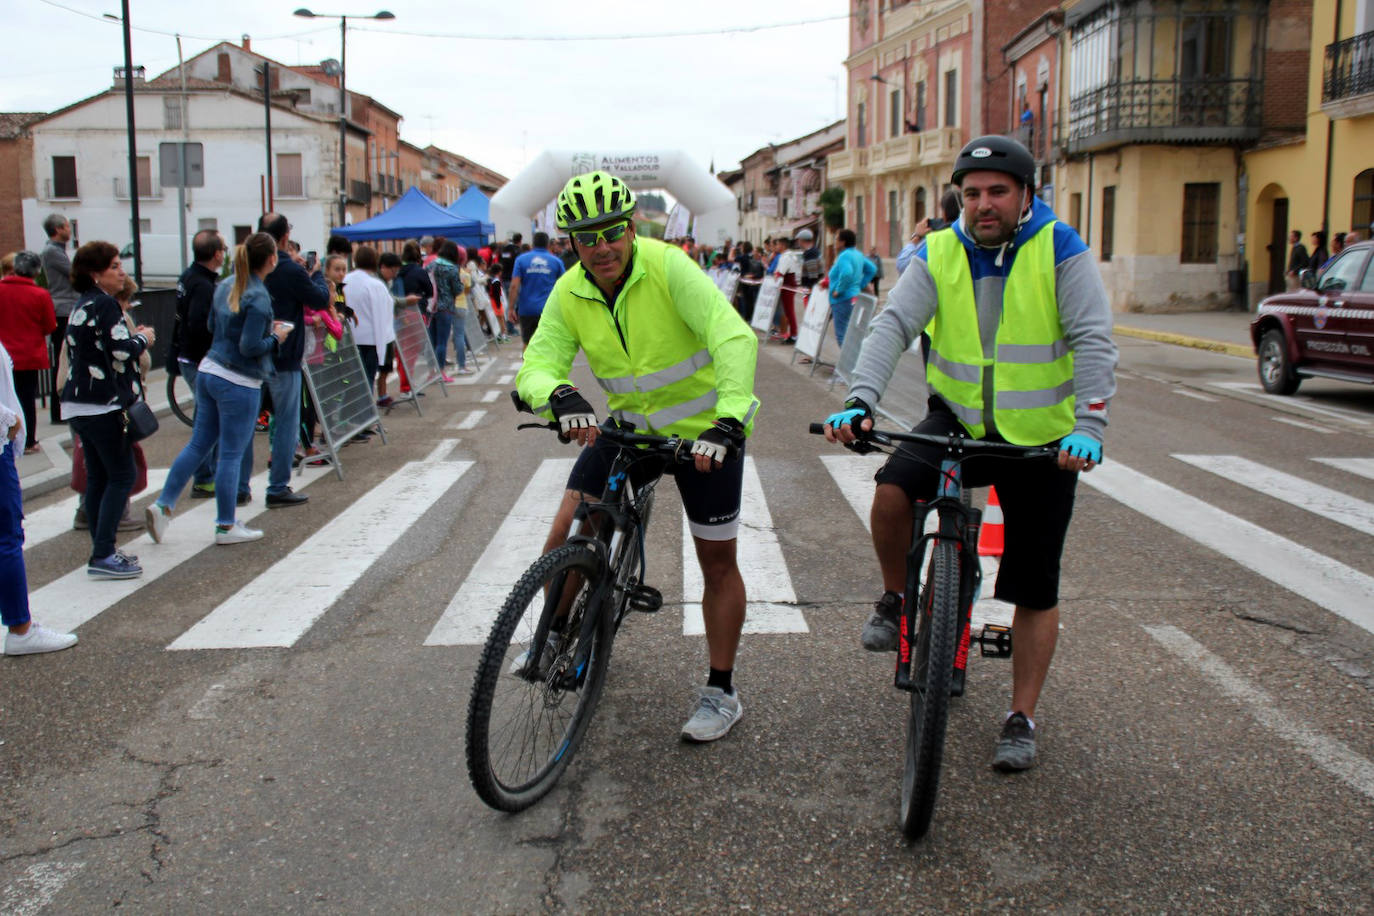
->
<box><xmin>825</xmin><ymin>136</ymin><xmax>1118</xmax><ymax>772</ymax></box>
<box><xmin>516</xmin><ymin>170</ymin><xmax>760</xmax><ymax>743</ymax></box>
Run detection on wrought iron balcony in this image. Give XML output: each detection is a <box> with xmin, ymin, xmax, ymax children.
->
<box><xmin>1322</xmin><ymin>31</ymin><xmax>1374</xmax><ymax>119</ymax></box>
<box><xmin>347</xmin><ymin>179</ymin><xmax>371</xmax><ymax>204</ymax></box>
<box><xmin>1066</xmin><ymin>78</ymin><xmax>1261</xmax><ymax>154</ymax></box>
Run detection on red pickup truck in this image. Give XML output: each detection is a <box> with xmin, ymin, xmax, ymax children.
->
<box><xmin>1251</xmin><ymin>240</ymin><xmax>1374</xmax><ymax>394</ymax></box>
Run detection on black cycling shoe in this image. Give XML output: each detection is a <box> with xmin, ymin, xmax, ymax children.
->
<box><xmin>861</xmin><ymin>591</ymin><xmax>902</xmax><ymax>652</ymax></box>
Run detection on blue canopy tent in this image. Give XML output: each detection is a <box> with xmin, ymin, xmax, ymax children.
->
<box><xmin>331</xmin><ymin>187</ymin><xmax>482</xmax><ymax>241</ymax></box>
<box><xmin>446</xmin><ymin>186</ymin><xmax>495</xmax><ymax>249</ymax></box>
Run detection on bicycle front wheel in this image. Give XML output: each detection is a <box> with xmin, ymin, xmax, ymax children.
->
<box><xmin>900</xmin><ymin>537</ymin><xmax>960</xmax><ymax>840</ymax></box>
<box><xmin>465</xmin><ymin>543</ymin><xmax>613</xmax><ymax>812</ymax></box>
<box><xmin>166</xmin><ymin>371</ymin><xmax>195</xmax><ymax>427</ymax></box>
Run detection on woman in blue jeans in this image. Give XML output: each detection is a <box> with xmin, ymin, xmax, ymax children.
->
<box><xmin>146</xmin><ymin>233</ymin><xmax>289</xmax><ymax>546</ymax></box>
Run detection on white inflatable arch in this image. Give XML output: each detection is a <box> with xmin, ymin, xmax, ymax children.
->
<box><xmin>489</xmin><ymin>150</ymin><xmax>736</xmax><ymax>246</ymax></box>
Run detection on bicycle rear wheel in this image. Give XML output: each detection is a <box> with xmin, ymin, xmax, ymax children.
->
<box><xmin>465</xmin><ymin>543</ymin><xmax>613</xmax><ymax>812</ymax></box>
<box><xmin>900</xmin><ymin>537</ymin><xmax>960</xmax><ymax>840</ymax></box>
<box><xmin>166</xmin><ymin>371</ymin><xmax>195</xmax><ymax>427</ymax></box>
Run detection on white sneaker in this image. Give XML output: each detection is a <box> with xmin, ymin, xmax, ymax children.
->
<box><xmin>680</xmin><ymin>686</ymin><xmax>743</xmax><ymax>743</ymax></box>
<box><xmin>5</xmin><ymin>623</ymin><xmax>78</xmax><ymax>656</ymax></box>
<box><xmin>215</xmin><ymin>522</ymin><xmax>264</xmax><ymax>545</ymax></box>
<box><xmin>509</xmin><ymin>632</ymin><xmax>561</xmax><ymax>677</ymax></box>
<box><xmin>145</xmin><ymin>504</ymin><xmax>170</xmax><ymax>543</ymax></box>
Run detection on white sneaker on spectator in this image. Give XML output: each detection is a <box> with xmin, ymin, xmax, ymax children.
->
<box><xmin>145</xmin><ymin>504</ymin><xmax>170</xmax><ymax>543</ymax></box>
<box><xmin>215</xmin><ymin>522</ymin><xmax>264</xmax><ymax>545</ymax></box>
<box><xmin>5</xmin><ymin>624</ymin><xmax>78</xmax><ymax>656</ymax></box>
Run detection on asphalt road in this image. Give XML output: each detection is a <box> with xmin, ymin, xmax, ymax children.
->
<box><xmin>3</xmin><ymin>331</ymin><xmax>1372</xmax><ymax>913</ymax></box>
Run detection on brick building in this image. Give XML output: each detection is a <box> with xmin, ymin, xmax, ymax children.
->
<box><xmin>0</xmin><ymin>113</ymin><xmax>41</xmax><ymax>257</ymax></box>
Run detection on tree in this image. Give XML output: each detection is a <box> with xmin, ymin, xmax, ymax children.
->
<box><xmin>819</xmin><ymin>187</ymin><xmax>845</xmax><ymax>233</ymax></box>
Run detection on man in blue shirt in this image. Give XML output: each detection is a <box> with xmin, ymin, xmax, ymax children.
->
<box><xmin>827</xmin><ymin>228</ymin><xmax>876</xmax><ymax>346</ymax></box>
<box><xmin>510</xmin><ymin>231</ymin><xmax>566</xmax><ymax>352</ymax></box>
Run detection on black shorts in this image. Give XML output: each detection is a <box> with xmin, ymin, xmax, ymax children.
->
<box><xmin>381</xmin><ymin>342</ymin><xmax>395</xmax><ymax>374</ymax></box>
<box><xmin>518</xmin><ymin>314</ymin><xmax>540</xmax><ymax>342</ymax></box>
<box><xmin>873</xmin><ymin>398</ymin><xmax>1078</xmax><ymax>611</ymax></box>
<box><xmin>566</xmin><ymin>436</ymin><xmax>745</xmax><ymax>541</ymax></box>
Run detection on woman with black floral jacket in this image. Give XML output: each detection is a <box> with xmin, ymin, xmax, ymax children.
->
<box><xmin>59</xmin><ymin>241</ymin><xmax>156</xmax><ymax>580</ymax></box>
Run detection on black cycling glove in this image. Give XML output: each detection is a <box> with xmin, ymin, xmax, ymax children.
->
<box><xmin>549</xmin><ymin>386</ymin><xmax>597</xmax><ymax>436</ymax></box>
<box><xmin>690</xmin><ymin>417</ymin><xmax>745</xmax><ymax>464</ymax></box>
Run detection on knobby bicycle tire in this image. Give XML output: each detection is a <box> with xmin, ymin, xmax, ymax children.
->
<box><xmin>465</xmin><ymin>543</ymin><xmax>614</xmax><ymax>812</ymax></box>
<box><xmin>166</xmin><ymin>372</ymin><xmax>194</xmax><ymax>427</ymax></box>
<box><xmin>900</xmin><ymin>537</ymin><xmax>960</xmax><ymax>840</ymax></box>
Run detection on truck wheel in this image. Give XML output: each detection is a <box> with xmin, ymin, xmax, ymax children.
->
<box><xmin>1258</xmin><ymin>329</ymin><xmax>1301</xmax><ymax>395</ymax></box>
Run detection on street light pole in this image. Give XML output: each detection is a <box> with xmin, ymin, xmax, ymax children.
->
<box><xmin>293</xmin><ymin>9</ymin><xmax>395</xmax><ymax>231</ymax></box>
<box><xmin>119</xmin><ymin>0</ymin><xmax>142</xmax><ymax>289</ymax></box>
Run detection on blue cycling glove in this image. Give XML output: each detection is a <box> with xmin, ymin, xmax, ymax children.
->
<box><xmin>1058</xmin><ymin>433</ymin><xmax>1103</xmax><ymax>464</ymax></box>
<box><xmin>826</xmin><ymin>397</ymin><xmax>874</xmax><ymax>432</ymax></box>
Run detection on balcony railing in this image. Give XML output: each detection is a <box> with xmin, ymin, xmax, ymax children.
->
<box><xmin>347</xmin><ymin>179</ymin><xmax>371</xmax><ymax>204</ymax></box>
<box><xmin>275</xmin><ymin>174</ymin><xmax>307</xmax><ymax>199</ymax></box>
<box><xmin>1323</xmin><ymin>31</ymin><xmax>1374</xmax><ymax>118</ymax></box>
<box><xmin>917</xmin><ymin>127</ymin><xmax>962</xmax><ymax>166</ymax></box>
<box><xmin>1067</xmin><ymin>78</ymin><xmax>1261</xmax><ymax>153</ymax></box>
<box><xmin>113</xmin><ymin>177</ymin><xmax>161</xmax><ymax>200</ymax></box>
<box><xmin>43</xmin><ymin>179</ymin><xmax>78</xmax><ymax>200</ymax></box>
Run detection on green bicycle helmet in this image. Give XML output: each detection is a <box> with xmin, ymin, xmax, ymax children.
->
<box><xmin>556</xmin><ymin>170</ymin><xmax>637</xmax><ymax>231</ymax></box>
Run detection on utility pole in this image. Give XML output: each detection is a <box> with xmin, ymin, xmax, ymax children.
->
<box><xmin>120</xmin><ymin>0</ymin><xmax>142</xmax><ymax>289</ymax></box>
<box><xmin>176</xmin><ymin>34</ymin><xmax>189</xmax><ymax>274</ymax></box>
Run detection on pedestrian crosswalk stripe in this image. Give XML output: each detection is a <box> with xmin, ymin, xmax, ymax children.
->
<box><xmin>1082</xmin><ymin>461</ymin><xmax>1374</xmax><ymax>636</ymax></box>
<box><xmin>424</xmin><ymin>458</ymin><xmax>575</xmax><ymax>646</ymax></box>
<box><xmin>682</xmin><ymin>457</ymin><xmax>807</xmax><ymax>635</ymax></box>
<box><xmin>1274</xmin><ymin>415</ymin><xmax>1337</xmax><ymax>434</ymax></box>
<box><xmin>1315</xmin><ymin>456</ymin><xmax>1374</xmax><ymax>481</ymax></box>
<box><xmin>170</xmin><ymin>446</ymin><xmax>471</xmax><ymax>650</ymax></box>
<box><xmin>1173</xmin><ymin>454</ymin><xmax>1374</xmax><ymax>537</ymax></box>
<box><xmin>23</xmin><ymin>469</ymin><xmax>170</xmax><ymax>554</ymax></box>
<box><xmin>447</xmin><ymin>409</ymin><xmax>486</xmax><ymax>429</ymax></box>
<box><xmin>28</xmin><ymin>465</ymin><xmax>333</xmax><ymax>634</ymax></box>
<box><xmin>1208</xmin><ymin>381</ymin><xmax>1373</xmax><ymax>426</ymax></box>
<box><xmin>497</xmin><ymin>373</ymin><xmax>513</xmax><ymax>384</ymax></box>
<box><xmin>480</xmin><ymin>390</ymin><xmax>500</xmax><ymax>403</ymax></box>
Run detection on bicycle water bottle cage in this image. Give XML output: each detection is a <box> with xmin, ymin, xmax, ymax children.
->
<box><xmin>974</xmin><ymin>624</ymin><xmax>1013</xmax><ymax>658</ymax></box>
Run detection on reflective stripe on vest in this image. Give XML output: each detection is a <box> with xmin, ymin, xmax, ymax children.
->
<box><xmin>594</xmin><ymin>347</ymin><xmax>712</xmax><ymax>395</ymax></box>
<box><xmin>924</xmin><ymin>225</ymin><xmax>1075</xmax><ymax>445</ymax></box>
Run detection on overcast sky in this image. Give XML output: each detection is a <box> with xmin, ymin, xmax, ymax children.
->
<box><xmin>5</xmin><ymin>0</ymin><xmax>850</xmax><ymax>183</ymax></box>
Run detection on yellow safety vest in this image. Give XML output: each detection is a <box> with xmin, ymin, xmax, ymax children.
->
<box><xmin>516</xmin><ymin>237</ymin><xmax>759</xmax><ymax>438</ymax></box>
<box><xmin>924</xmin><ymin>225</ymin><xmax>1075</xmax><ymax>444</ymax></box>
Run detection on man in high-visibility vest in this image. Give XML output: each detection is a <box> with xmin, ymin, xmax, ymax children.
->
<box><xmin>824</xmin><ymin>135</ymin><xmax>1118</xmax><ymax>772</ymax></box>
<box><xmin>516</xmin><ymin>170</ymin><xmax>761</xmax><ymax>744</ymax></box>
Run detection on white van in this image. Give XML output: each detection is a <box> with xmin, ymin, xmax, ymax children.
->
<box><xmin>120</xmin><ymin>235</ymin><xmax>192</xmax><ymax>285</ymax></box>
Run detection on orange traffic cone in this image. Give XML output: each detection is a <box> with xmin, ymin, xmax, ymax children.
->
<box><xmin>977</xmin><ymin>486</ymin><xmax>1004</xmax><ymax>557</ymax></box>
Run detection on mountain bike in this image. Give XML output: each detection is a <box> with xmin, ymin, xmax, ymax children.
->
<box><xmin>810</xmin><ymin>421</ymin><xmax>1057</xmax><ymax>840</ymax></box>
<box><xmin>466</xmin><ymin>407</ymin><xmax>702</xmax><ymax>812</ymax></box>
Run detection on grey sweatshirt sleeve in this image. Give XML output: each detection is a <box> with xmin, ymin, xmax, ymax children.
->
<box><xmin>1056</xmin><ymin>249</ymin><xmax>1118</xmax><ymax>442</ymax></box>
<box><xmin>846</xmin><ymin>254</ymin><xmax>937</xmax><ymax>408</ymax></box>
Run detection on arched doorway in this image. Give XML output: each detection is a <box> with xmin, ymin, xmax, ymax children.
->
<box><xmin>489</xmin><ymin>150</ymin><xmax>736</xmax><ymax>246</ymax></box>
<box><xmin>1254</xmin><ymin>182</ymin><xmax>1288</xmax><ymax>295</ymax></box>
<box><xmin>1352</xmin><ymin>168</ymin><xmax>1373</xmax><ymax>237</ymax></box>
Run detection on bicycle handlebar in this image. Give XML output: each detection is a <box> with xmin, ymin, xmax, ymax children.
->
<box><xmin>808</xmin><ymin>421</ymin><xmax>1060</xmax><ymax>459</ymax></box>
<box><xmin>517</xmin><ymin>409</ymin><xmax>699</xmax><ymax>462</ymax></box>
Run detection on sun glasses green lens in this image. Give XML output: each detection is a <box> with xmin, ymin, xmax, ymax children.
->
<box><xmin>573</xmin><ymin>222</ymin><xmax>629</xmax><ymax>247</ymax></box>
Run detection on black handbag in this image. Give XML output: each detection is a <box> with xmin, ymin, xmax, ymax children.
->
<box><xmin>123</xmin><ymin>398</ymin><xmax>159</xmax><ymax>442</ymax></box>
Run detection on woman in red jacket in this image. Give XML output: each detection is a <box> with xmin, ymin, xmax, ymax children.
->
<box><xmin>0</xmin><ymin>251</ymin><xmax>57</xmax><ymax>454</ymax></box>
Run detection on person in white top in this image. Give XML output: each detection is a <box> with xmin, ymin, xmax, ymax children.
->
<box><xmin>1</xmin><ymin>340</ymin><xmax>79</xmax><ymax>654</ymax></box>
<box><xmin>343</xmin><ymin>245</ymin><xmax>398</xmax><ymax>395</ymax></box>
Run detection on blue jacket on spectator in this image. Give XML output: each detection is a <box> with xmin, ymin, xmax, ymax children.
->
<box><xmin>829</xmin><ymin>246</ymin><xmax>877</xmax><ymax>303</ymax></box>
<box><xmin>206</xmin><ymin>276</ymin><xmax>278</xmax><ymax>381</ymax></box>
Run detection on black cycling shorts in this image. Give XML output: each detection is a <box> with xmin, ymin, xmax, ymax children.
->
<box><xmin>873</xmin><ymin>398</ymin><xmax>1078</xmax><ymax>611</ymax></box>
<box><xmin>566</xmin><ymin>435</ymin><xmax>745</xmax><ymax>541</ymax></box>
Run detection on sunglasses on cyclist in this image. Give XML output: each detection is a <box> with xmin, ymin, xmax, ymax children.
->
<box><xmin>571</xmin><ymin>221</ymin><xmax>631</xmax><ymax>248</ymax></box>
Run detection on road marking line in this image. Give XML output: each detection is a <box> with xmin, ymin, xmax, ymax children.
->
<box><xmin>1273</xmin><ymin>415</ymin><xmax>1336</xmax><ymax>434</ymax></box>
<box><xmin>1082</xmin><ymin>461</ymin><xmax>1374</xmax><ymax>635</ymax></box>
<box><xmin>497</xmin><ymin>373</ymin><xmax>514</xmax><ymax>384</ymax></box>
<box><xmin>446</xmin><ymin>409</ymin><xmax>486</xmax><ymax>429</ymax></box>
<box><xmin>422</xmin><ymin>439</ymin><xmax>459</xmax><ymax>463</ymax></box>
<box><xmin>682</xmin><ymin>457</ymin><xmax>807</xmax><ymax>635</ymax></box>
<box><xmin>1171</xmin><ymin>388</ymin><xmax>1217</xmax><ymax>402</ymax></box>
<box><xmin>424</xmin><ymin>459</ymin><xmax>575</xmax><ymax>646</ymax></box>
<box><xmin>1314</xmin><ymin>456</ymin><xmax>1374</xmax><ymax>481</ymax></box>
<box><xmin>23</xmin><ymin>469</ymin><xmax>170</xmax><ymax>553</ymax></box>
<box><xmin>1174</xmin><ymin>454</ymin><xmax>1374</xmax><ymax>536</ymax></box>
<box><xmin>1145</xmin><ymin>624</ymin><xmax>1374</xmax><ymax>801</ymax></box>
<box><xmin>1208</xmin><ymin>381</ymin><xmax>1372</xmax><ymax>425</ymax></box>
<box><xmin>170</xmin><ymin>447</ymin><xmax>470</xmax><ymax>649</ymax></box>
<box><xmin>480</xmin><ymin>389</ymin><xmax>501</xmax><ymax>403</ymax></box>
<box><xmin>28</xmin><ymin>465</ymin><xmax>332</xmax><ymax>633</ymax></box>
<box><xmin>0</xmin><ymin>862</ymin><xmax>84</xmax><ymax>916</ymax></box>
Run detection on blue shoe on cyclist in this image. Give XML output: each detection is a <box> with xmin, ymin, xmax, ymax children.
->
<box><xmin>862</xmin><ymin>591</ymin><xmax>902</xmax><ymax>652</ymax></box>
<box><xmin>992</xmin><ymin>711</ymin><xmax>1037</xmax><ymax>772</ymax></box>
<box><xmin>681</xmin><ymin>686</ymin><xmax>742</xmax><ymax>742</ymax></box>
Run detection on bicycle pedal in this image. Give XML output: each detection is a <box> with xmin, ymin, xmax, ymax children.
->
<box><xmin>627</xmin><ymin>585</ymin><xmax>662</xmax><ymax>613</ymax></box>
<box><xmin>975</xmin><ymin>624</ymin><xmax>1013</xmax><ymax>658</ymax></box>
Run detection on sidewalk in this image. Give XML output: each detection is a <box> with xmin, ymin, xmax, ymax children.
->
<box><xmin>1111</xmin><ymin>307</ymin><xmax>1255</xmax><ymax>357</ymax></box>
<box><xmin>15</xmin><ymin>367</ymin><xmax>185</xmax><ymax>502</ymax></box>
